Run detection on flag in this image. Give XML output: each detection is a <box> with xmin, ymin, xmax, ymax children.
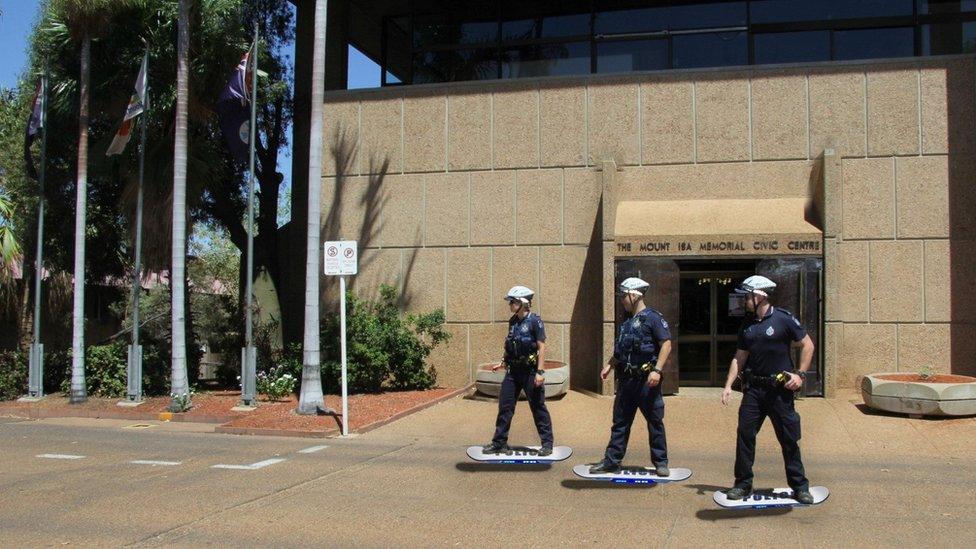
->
<box><xmin>106</xmin><ymin>53</ymin><xmax>148</xmax><ymax>156</ymax></box>
<box><xmin>216</xmin><ymin>48</ymin><xmax>253</xmax><ymax>163</ymax></box>
<box><xmin>24</xmin><ymin>80</ymin><xmax>43</xmax><ymax>179</ymax></box>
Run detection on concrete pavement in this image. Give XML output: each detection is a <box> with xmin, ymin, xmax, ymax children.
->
<box><xmin>2</xmin><ymin>389</ymin><xmax>975</xmax><ymax>547</ymax></box>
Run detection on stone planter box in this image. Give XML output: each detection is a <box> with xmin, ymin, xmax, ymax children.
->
<box><xmin>861</xmin><ymin>373</ymin><xmax>976</xmax><ymax>416</ymax></box>
<box><xmin>475</xmin><ymin>360</ymin><xmax>569</xmax><ymax>399</ymax></box>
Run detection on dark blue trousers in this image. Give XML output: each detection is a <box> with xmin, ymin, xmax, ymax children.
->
<box><xmin>491</xmin><ymin>368</ymin><xmax>554</xmax><ymax>447</ymax></box>
<box><xmin>603</xmin><ymin>375</ymin><xmax>668</xmax><ymax>466</ymax></box>
<box><xmin>734</xmin><ymin>385</ymin><xmax>809</xmax><ymax>491</ymax></box>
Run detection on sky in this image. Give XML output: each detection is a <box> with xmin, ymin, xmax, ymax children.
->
<box><xmin>0</xmin><ymin>1</ymin><xmax>381</xmax><ymax>229</ymax></box>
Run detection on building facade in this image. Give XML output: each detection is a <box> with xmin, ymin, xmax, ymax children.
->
<box><xmin>287</xmin><ymin>1</ymin><xmax>976</xmax><ymax>396</ymax></box>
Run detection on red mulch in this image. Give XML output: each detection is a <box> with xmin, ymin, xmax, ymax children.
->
<box><xmin>0</xmin><ymin>387</ymin><xmax>466</xmax><ymax>437</ymax></box>
<box><xmin>876</xmin><ymin>374</ymin><xmax>976</xmax><ymax>383</ymax></box>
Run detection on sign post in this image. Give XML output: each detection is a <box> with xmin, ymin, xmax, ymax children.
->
<box><xmin>324</xmin><ymin>240</ymin><xmax>357</xmax><ymax>436</ymax></box>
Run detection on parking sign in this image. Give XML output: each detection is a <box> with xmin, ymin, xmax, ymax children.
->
<box><xmin>324</xmin><ymin>241</ymin><xmax>358</xmax><ymax>275</ymax></box>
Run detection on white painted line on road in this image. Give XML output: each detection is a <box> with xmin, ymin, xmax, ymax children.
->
<box><xmin>130</xmin><ymin>460</ymin><xmax>182</xmax><ymax>466</ymax></box>
<box><xmin>298</xmin><ymin>445</ymin><xmax>329</xmax><ymax>454</ymax></box>
<box><xmin>211</xmin><ymin>458</ymin><xmax>286</xmax><ymax>471</ymax></box>
<box><xmin>36</xmin><ymin>454</ymin><xmax>85</xmax><ymax>460</ymax></box>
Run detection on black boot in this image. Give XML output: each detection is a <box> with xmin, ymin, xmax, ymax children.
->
<box><xmin>589</xmin><ymin>461</ymin><xmax>620</xmax><ymax>474</ymax></box>
<box><xmin>724</xmin><ymin>486</ymin><xmax>752</xmax><ymax>500</ymax></box>
<box><xmin>538</xmin><ymin>445</ymin><xmax>553</xmax><ymax>457</ymax></box>
<box><xmin>794</xmin><ymin>488</ymin><xmax>814</xmax><ymax>504</ymax></box>
<box><xmin>653</xmin><ymin>463</ymin><xmax>670</xmax><ymax>477</ymax></box>
<box><xmin>482</xmin><ymin>441</ymin><xmax>508</xmax><ymax>454</ymax></box>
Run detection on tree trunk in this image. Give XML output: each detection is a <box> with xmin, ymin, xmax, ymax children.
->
<box><xmin>297</xmin><ymin>0</ymin><xmax>328</xmax><ymax>415</ymax></box>
<box><xmin>169</xmin><ymin>0</ymin><xmax>191</xmax><ymax>409</ymax></box>
<box><xmin>69</xmin><ymin>34</ymin><xmax>90</xmax><ymax>404</ymax></box>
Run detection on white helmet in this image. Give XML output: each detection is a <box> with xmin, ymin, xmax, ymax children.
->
<box><xmin>617</xmin><ymin>277</ymin><xmax>650</xmax><ymax>296</ymax></box>
<box><xmin>735</xmin><ymin>275</ymin><xmax>777</xmax><ymax>297</ymax></box>
<box><xmin>504</xmin><ymin>285</ymin><xmax>535</xmax><ymax>304</ymax></box>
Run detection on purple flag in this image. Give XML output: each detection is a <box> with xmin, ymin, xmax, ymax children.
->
<box><xmin>24</xmin><ymin>81</ymin><xmax>43</xmax><ymax>179</ymax></box>
<box><xmin>216</xmin><ymin>49</ymin><xmax>252</xmax><ymax>163</ymax></box>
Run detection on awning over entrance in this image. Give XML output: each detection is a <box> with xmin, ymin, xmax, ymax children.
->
<box><xmin>614</xmin><ymin>198</ymin><xmax>822</xmax><ymax>257</ymax></box>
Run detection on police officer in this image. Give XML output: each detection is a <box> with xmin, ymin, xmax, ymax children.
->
<box><xmin>721</xmin><ymin>275</ymin><xmax>816</xmax><ymax>504</ymax></box>
<box><xmin>589</xmin><ymin>277</ymin><xmax>672</xmax><ymax>476</ymax></box>
<box><xmin>483</xmin><ymin>286</ymin><xmax>555</xmax><ymax>456</ymax></box>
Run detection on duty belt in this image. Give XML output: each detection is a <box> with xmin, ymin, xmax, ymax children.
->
<box><xmin>505</xmin><ymin>355</ymin><xmax>539</xmax><ymax>371</ymax></box>
<box><xmin>742</xmin><ymin>371</ymin><xmax>789</xmax><ymax>389</ymax></box>
<box><xmin>617</xmin><ymin>362</ymin><xmax>653</xmax><ymax>378</ymax></box>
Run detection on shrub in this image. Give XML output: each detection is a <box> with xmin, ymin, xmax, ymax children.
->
<box><xmin>319</xmin><ymin>284</ymin><xmax>450</xmax><ymax>393</ymax></box>
<box><xmin>55</xmin><ymin>338</ymin><xmax>173</xmax><ymax>398</ymax></box>
<box><xmin>0</xmin><ymin>350</ymin><xmax>27</xmax><ymax>401</ymax></box>
<box><xmin>256</xmin><ymin>364</ymin><xmax>296</xmax><ymax>401</ymax></box>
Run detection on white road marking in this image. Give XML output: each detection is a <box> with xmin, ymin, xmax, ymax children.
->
<box><xmin>297</xmin><ymin>445</ymin><xmax>329</xmax><ymax>454</ymax></box>
<box><xmin>211</xmin><ymin>458</ymin><xmax>286</xmax><ymax>471</ymax></box>
<box><xmin>36</xmin><ymin>454</ymin><xmax>85</xmax><ymax>460</ymax></box>
<box><xmin>130</xmin><ymin>460</ymin><xmax>182</xmax><ymax>466</ymax></box>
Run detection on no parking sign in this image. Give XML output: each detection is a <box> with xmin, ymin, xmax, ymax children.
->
<box><xmin>324</xmin><ymin>241</ymin><xmax>358</xmax><ymax>275</ymax></box>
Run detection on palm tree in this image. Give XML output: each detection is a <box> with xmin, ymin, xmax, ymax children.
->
<box><xmin>169</xmin><ymin>0</ymin><xmax>191</xmax><ymax>411</ymax></box>
<box><xmin>0</xmin><ymin>192</ymin><xmax>19</xmax><ymax>271</ymax></box>
<box><xmin>297</xmin><ymin>0</ymin><xmax>328</xmax><ymax>415</ymax></box>
<box><xmin>50</xmin><ymin>0</ymin><xmax>118</xmax><ymax>404</ymax></box>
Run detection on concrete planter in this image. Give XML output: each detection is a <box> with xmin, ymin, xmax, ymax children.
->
<box><xmin>475</xmin><ymin>360</ymin><xmax>569</xmax><ymax>399</ymax></box>
<box><xmin>861</xmin><ymin>373</ymin><xmax>976</xmax><ymax>416</ymax></box>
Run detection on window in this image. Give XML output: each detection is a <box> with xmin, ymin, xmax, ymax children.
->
<box><xmin>754</xmin><ymin>31</ymin><xmax>830</xmax><ymax>64</ymax></box>
<box><xmin>669</xmin><ymin>1</ymin><xmax>746</xmax><ymax>30</ymax></box>
<box><xmin>502</xmin><ymin>41</ymin><xmax>590</xmax><ymax>78</ymax></box>
<box><xmin>919</xmin><ymin>0</ymin><xmax>976</xmax><ymax>15</ymax></box>
<box><xmin>834</xmin><ymin>27</ymin><xmax>915</xmax><ymax>61</ymax></box>
<box><xmin>750</xmin><ymin>0</ymin><xmax>913</xmax><ymax>24</ymax></box>
<box><xmin>922</xmin><ymin>21</ymin><xmax>976</xmax><ymax>55</ymax></box>
<box><xmin>594</xmin><ymin>4</ymin><xmax>668</xmax><ymax>35</ymax></box>
<box><xmin>597</xmin><ymin>39</ymin><xmax>669</xmax><ymax>72</ymax></box>
<box><xmin>673</xmin><ymin>31</ymin><xmax>748</xmax><ymax>69</ymax></box>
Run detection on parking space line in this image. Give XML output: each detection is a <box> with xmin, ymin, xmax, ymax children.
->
<box><xmin>298</xmin><ymin>445</ymin><xmax>329</xmax><ymax>454</ymax></box>
<box><xmin>36</xmin><ymin>454</ymin><xmax>85</xmax><ymax>460</ymax></box>
<box><xmin>211</xmin><ymin>458</ymin><xmax>286</xmax><ymax>471</ymax></box>
<box><xmin>130</xmin><ymin>460</ymin><xmax>182</xmax><ymax>466</ymax></box>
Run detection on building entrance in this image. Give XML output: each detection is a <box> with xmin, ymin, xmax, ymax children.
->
<box><xmin>614</xmin><ymin>257</ymin><xmax>823</xmax><ymax>396</ymax></box>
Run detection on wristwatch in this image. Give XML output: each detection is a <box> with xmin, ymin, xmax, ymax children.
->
<box><xmin>536</xmin><ymin>369</ymin><xmax>545</xmax><ymax>376</ymax></box>
<box><xmin>652</xmin><ymin>368</ymin><xmax>663</xmax><ymax>376</ymax></box>
<box><xmin>793</xmin><ymin>370</ymin><xmax>807</xmax><ymax>380</ymax></box>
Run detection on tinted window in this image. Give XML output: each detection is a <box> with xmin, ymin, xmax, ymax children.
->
<box><xmin>919</xmin><ymin>0</ymin><xmax>976</xmax><ymax>14</ymax></box>
<box><xmin>669</xmin><ymin>1</ymin><xmax>746</xmax><ymax>30</ymax></box>
<box><xmin>673</xmin><ymin>31</ymin><xmax>748</xmax><ymax>68</ymax></box>
<box><xmin>501</xmin><ymin>2</ymin><xmax>591</xmax><ymax>40</ymax></box>
<box><xmin>921</xmin><ymin>21</ymin><xmax>976</xmax><ymax>55</ymax></box>
<box><xmin>834</xmin><ymin>27</ymin><xmax>915</xmax><ymax>60</ymax></box>
<box><xmin>596</xmin><ymin>39</ymin><xmax>669</xmax><ymax>72</ymax></box>
<box><xmin>501</xmin><ymin>41</ymin><xmax>591</xmax><ymax>78</ymax></box>
<box><xmin>414</xmin><ymin>15</ymin><xmax>498</xmax><ymax>47</ymax></box>
<box><xmin>594</xmin><ymin>6</ymin><xmax>668</xmax><ymax>35</ymax></box>
<box><xmin>754</xmin><ymin>31</ymin><xmax>830</xmax><ymax>64</ymax></box>
<box><xmin>751</xmin><ymin>0</ymin><xmax>913</xmax><ymax>23</ymax></box>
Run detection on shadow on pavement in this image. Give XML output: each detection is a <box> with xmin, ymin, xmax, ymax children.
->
<box><xmin>455</xmin><ymin>463</ymin><xmax>552</xmax><ymax>473</ymax></box>
<box><xmin>685</xmin><ymin>483</ymin><xmax>728</xmax><ymax>495</ymax></box>
<box><xmin>695</xmin><ymin>507</ymin><xmax>791</xmax><ymax>521</ymax></box>
<box><xmin>560</xmin><ymin>479</ymin><xmax>656</xmax><ymax>490</ymax></box>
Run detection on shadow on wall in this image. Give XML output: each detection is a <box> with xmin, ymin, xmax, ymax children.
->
<box><xmin>570</xmin><ymin>199</ymin><xmax>605</xmax><ymax>393</ymax></box>
<box><xmin>947</xmin><ymin>60</ymin><xmax>976</xmax><ymax>377</ymax></box>
<box><xmin>322</xmin><ymin>124</ymin><xmax>418</xmax><ymax>312</ymax></box>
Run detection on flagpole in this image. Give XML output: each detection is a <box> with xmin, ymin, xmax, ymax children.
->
<box><xmin>126</xmin><ymin>51</ymin><xmax>149</xmax><ymax>405</ymax></box>
<box><xmin>241</xmin><ymin>27</ymin><xmax>259</xmax><ymax>407</ymax></box>
<box><xmin>27</xmin><ymin>67</ymin><xmax>48</xmax><ymax>400</ymax></box>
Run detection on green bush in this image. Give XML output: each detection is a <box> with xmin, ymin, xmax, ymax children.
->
<box><xmin>0</xmin><ymin>350</ymin><xmax>27</xmax><ymax>401</ymax></box>
<box><xmin>55</xmin><ymin>338</ymin><xmax>173</xmax><ymax>398</ymax></box>
<box><xmin>319</xmin><ymin>284</ymin><xmax>450</xmax><ymax>393</ymax></box>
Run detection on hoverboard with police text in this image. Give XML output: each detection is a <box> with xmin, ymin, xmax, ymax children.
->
<box><xmin>466</xmin><ymin>445</ymin><xmax>573</xmax><ymax>464</ymax></box>
<box><xmin>713</xmin><ymin>486</ymin><xmax>829</xmax><ymax>509</ymax></box>
<box><xmin>572</xmin><ymin>464</ymin><xmax>692</xmax><ymax>484</ymax></box>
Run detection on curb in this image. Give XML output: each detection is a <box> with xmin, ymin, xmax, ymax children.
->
<box><xmin>352</xmin><ymin>383</ymin><xmax>474</xmax><ymax>435</ymax></box>
<box><xmin>214</xmin><ymin>425</ymin><xmax>333</xmax><ymax>438</ymax></box>
<box><xmin>0</xmin><ymin>406</ymin><xmax>234</xmax><ymax>424</ymax></box>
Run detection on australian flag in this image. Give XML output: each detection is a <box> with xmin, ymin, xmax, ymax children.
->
<box><xmin>216</xmin><ymin>48</ymin><xmax>253</xmax><ymax>163</ymax></box>
<box><xmin>24</xmin><ymin>80</ymin><xmax>43</xmax><ymax>180</ymax></box>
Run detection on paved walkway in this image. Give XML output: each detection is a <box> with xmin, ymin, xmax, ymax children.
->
<box><xmin>2</xmin><ymin>389</ymin><xmax>974</xmax><ymax>547</ymax></box>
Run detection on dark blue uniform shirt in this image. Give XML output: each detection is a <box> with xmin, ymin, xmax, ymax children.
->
<box><xmin>613</xmin><ymin>308</ymin><xmax>672</xmax><ymax>366</ymax></box>
<box><xmin>737</xmin><ymin>307</ymin><xmax>807</xmax><ymax>376</ymax></box>
<box><xmin>505</xmin><ymin>312</ymin><xmax>546</xmax><ymax>360</ymax></box>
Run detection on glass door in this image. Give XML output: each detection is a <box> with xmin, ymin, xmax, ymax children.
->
<box><xmin>677</xmin><ymin>271</ymin><xmax>752</xmax><ymax>387</ymax></box>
